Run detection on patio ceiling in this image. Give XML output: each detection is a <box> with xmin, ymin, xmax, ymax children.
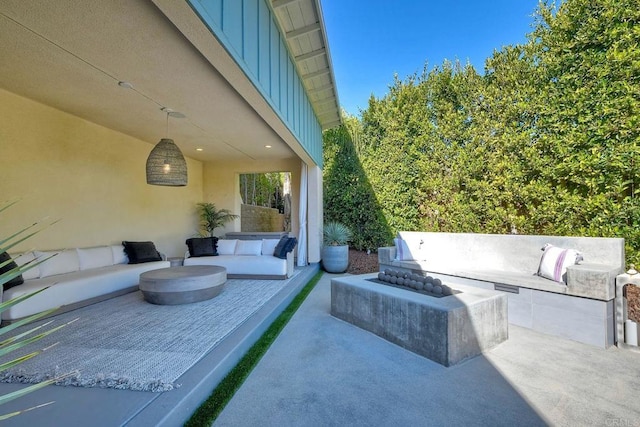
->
<box><xmin>0</xmin><ymin>0</ymin><xmax>341</xmax><ymax>163</ymax></box>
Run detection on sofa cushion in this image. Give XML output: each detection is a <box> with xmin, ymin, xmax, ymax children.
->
<box><xmin>217</xmin><ymin>239</ymin><xmax>237</xmax><ymax>255</ymax></box>
<box><xmin>186</xmin><ymin>237</ymin><xmax>218</xmax><ymax>257</ymax></box>
<box><xmin>111</xmin><ymin>245</ymin><xmax>128</xmax><ymax>265</ymax></box>
<box><xmin>13</xmin><ymin>251</ymin><xmax>40</xmax><ymax>280</ymax></box>
<box><xmin>77</xmin><ymin>246</ymin><xmax>114</xmax><ymax>270</ymax></box>
<box><xmin>2</xmin><ymin>260</ymin><xmax>170</xmax><ymax>320</ymax></box>
<box><xmin>122</xmin><ymin>241</ymin><xmax>162</xmax><ymax>264</ymax></box>
<box><xmin>261</xmin><ymin>239</ymin><xmax>281</xmax><ymax>256</ymax></box>
<box><xmin>184</xmin><ymin>254</ymin><xmax>288</xmax><ymax>276</ymax></box>
<box><xmin>235</xmin><ymin>240</ymin><xmax>262</xmax><ymax>256</ymax></box>
<box><xmin>0</xmin><ymin>251</ymin><xmax>24</xmax><ymax>289</ymax></box>
<box><xmin>537</xmin><ymin>244</ymin><xmax>583</xmax><ymax>283</ymax></box>
<box><xmin>35</xmin><ymin>250</ymin><xmax>80</xmax><ymax>278</ymax></box>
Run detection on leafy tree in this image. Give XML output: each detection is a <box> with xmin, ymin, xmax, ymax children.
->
<box><xmin>323</xmin><ymin>114</ymin><xmax>392</xmax><ymax>251</ymax></box>
<box><xmin>323</xmin><ymin>0</ymin><xmax>639</xmax><ymax>264</ymax></box>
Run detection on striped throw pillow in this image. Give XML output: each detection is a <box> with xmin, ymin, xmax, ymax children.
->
<box><xmin>537</xmin><ymin>244</ymin><xmax>583</xmax><ymax>283</ymax></box>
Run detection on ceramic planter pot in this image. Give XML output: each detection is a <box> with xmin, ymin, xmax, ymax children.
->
<box><xmin>322</xmin><ymin>244</ymin><xmax>349</xmax><ymax>273</ymax></box>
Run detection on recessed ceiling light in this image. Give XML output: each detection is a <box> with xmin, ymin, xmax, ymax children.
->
<box><xmin>265</xmin><ymin>145</ymin><xmax>272</xmax><ymax>149</ymax></box>
<box><xmin>196</xmin><ymin>148</ymin><xmax>203</xmax><ymax>152</ymax></box>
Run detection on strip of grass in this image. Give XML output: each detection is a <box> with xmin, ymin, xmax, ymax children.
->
<box><xmin>185</xmin><ymin>271</ymin><xmax>324</xmax><ymax>426</ymax></box>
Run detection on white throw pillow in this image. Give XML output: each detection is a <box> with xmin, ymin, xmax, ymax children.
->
<box><xmin>35</xmin><ymin>250</ymin><xmax>80</xmax><ymax>278</ymax></box>
<box><xmin>217</xmin><ymin>239</ymin><xmax>238</xmax><ymax>255</ymax></box>
<box><xmin>13</xmin><ymin>251</ymin><xmax>40</xmax><ymax>280</ymax></box>
<box><xmin>394</xmin><ymin>237</ymin><xmax>415</xmax><ymax>261</ymax></box>
<box><xmin>537</xmin><ymin>244</ymin><xmax>583</xmax><ymax>283</ymax></box>
<box><xmin>77</xmin><ymin>246</ymin><xmax>114</xmax><ymax>270</ymax></box>
<box><xmin>261</xmin><ymin>239</ymin><xmax>281</xmax><ymax>256</ymax></box>
<box><xmin>111</xmin><ymin>245</ymin><xmax>128</xmax><ymax>264</ymax></box>
<box><xmin>235</xmin><ymin>240</ymin><xmax>263</xmax><ymax>256</ymax></box>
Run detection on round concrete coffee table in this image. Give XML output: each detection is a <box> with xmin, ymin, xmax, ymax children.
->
<box><xmin>139</xmin><ymin>265</ymin><xmax>226</xmax><ymax>305</ymax></box>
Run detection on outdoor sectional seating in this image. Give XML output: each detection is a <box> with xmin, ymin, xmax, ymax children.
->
<box><xmin>378</xmin><ymin>231</ymin><xmax>625</xmax><ymax>348</ymax></box>
<box><xmin>3</xmin><ymin>243</ymin><xmax>170</xmax><ymax>323</ymax></box>
<box><xmin>183</xmin><ymin>237</ymin><xmax>295</xmax><ymax>279</ymax></box>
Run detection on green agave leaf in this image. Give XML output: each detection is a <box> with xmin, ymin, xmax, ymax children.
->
<box><xmin>0</xmin><ymin>307</ymin><xmax>60</xmax><ymax>337</ymax></box>
<box><xmin>0</xmin><ymin>200</ymin><xmax>20</xmax><ymax>216</ymax></box>
<box><xmin>0</xmin><ymin>351</ymin><xmax>40</xmax><ymax>372</ymax></box>
<box><xmin>0</xmin><ymin>318</ymin><xmax>55</xmax><ymax>349</ymax></box>
<box><xmin>0</xmin><ymin>288</ymin><xmax>50</xmax><ymax>315</ymax></box>
<box><xmin>0</xmin><ymin>391</ymin><xmax>55</xmax><ymax>419</ymax></box>
<box><xmin>0</xmin><ymin>323</ymin><xmax>67</xmax><ymax>358</ymax></box>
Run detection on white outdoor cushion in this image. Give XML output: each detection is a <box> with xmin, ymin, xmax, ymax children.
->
<box><xmin>235</xmin><ymin>240</ymin><xmax>263</xmax><ymax>256</ymax></box>
<box><xmin>2</xmin><ymin>260</ymin><xmax>170</xmax><ymax>320</ymax></box>
<box><xmin>13</xmin><ymin>251</ymin><xmax>40</xmax><ymax>280</ymax></box>
<box><xmin>394</xmin><ymin>237</ymin><xmax>416</xmax><ymax>261</ymax></box>
<box><xmin>77</xmin><ymin>246</ymin><xmax>114</xmax><ymax>270</ymax></box>
<box><xmin>35</xmin><ymin>250</ymin><xmax>80</xmax><ymax>278</ymax></box>
<box><xmin>184</xmin><ymin>255</ymin><xmax>287</xmax><ymax>276</ymax></box>
<box><xmin>217</xmin><ymin>239</ymin><xmax>238</xmax><ymax>255</ymax></box>
<box><xmin>261</xmin><ymin>239</ymin><xmax>281</xmax><ymax>256</ymax></box>
<box><xmin>537</xmin><ymin>244</ymin><xmax>583</xmax><ymax>283</ymax></box>
<box><xmin>111</xmin><ymin>245</ymin><xmax>128</xmax><ymax>265</ymax></box>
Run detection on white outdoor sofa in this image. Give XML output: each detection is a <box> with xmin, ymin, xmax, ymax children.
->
<box><xmin>378</xmin><ymin>231</ymin><xmax>625</xmax><ymax>348</ymax></box>
<box><xmin>184</xmin><ymin>238</ymin><xmax>294</xmax><ymax>279</ymax></box>
<box><xmin>4</xmin><ymin>245</ymin><xmax>169</xmax><ymax>323</ymax></box>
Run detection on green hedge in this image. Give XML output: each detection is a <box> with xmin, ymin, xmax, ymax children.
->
<box><xmin>323</xmin><ymin>0</ymin><xmax>639</xmax><ymax>265</ymax></box>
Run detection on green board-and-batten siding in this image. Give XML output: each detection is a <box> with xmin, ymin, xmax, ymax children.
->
<box><xmin>187</xmin><ymin>0</ymin><xmax>324</xmax><ymax>167</ymax></box>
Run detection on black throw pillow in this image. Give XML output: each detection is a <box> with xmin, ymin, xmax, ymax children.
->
<box><xmin>273</xmin><ymin>236</ymin><xmax>289</xmax><ymax>259</ymax></box>
<box><xmin>274</xmin><ymin>237</ymin><xmax>298</xmax><ymax>259</ymax></box>
<box><xmin>122</xmin><ymin>241</ymin><xmax>162</xmax><ymax>264</ymax></box>
<box><xmin>0</xmin><ymin>251</ymin><xmax>24</xmax><ymax>290</ymax></box>
<box><xmin>186</xmin><ymin>237</ymin><xmax>218</xmax><ymax>257</ymax></box>
<box><xmin>284</xmin><ymin>237</ymin><xmax>298</xmax><ymax>254</ymax></box>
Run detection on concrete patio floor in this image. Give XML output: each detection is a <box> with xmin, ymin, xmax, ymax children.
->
<box><xmin>215</xmin><ymin>273</ymin><xmax>640</xmax><ymax>426</ymax></box>
<box><xmin>1</xmin><ymin>269</ymin><xmax>638</xmax><ymax>426</ymax></box>
<box><xmin>0</xmin><ymin>265</ymin><xmax>319</xmax><ymax>426</ymax></box>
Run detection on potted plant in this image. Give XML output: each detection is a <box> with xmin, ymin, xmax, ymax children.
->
<box><xmin>321</xmin><ymin>221</ymin><xmax>352</xmax><ymax>273</ymax></box>
<box><xmin>197</xmin><ymin>202</ymin><xmax>239</xmax><ymax>237</ymax></box>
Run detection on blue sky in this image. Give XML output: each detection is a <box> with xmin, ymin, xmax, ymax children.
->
<box><xmin>322</xmin><ymin>0</ymin><xmax>541</xmax><ymax>116</ymax></box>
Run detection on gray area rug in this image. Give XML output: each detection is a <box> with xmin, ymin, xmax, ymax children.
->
<box><xmin>0</xmin><ymin>273</ymin><xmax>297</xmax><ymax>392</ymax></box>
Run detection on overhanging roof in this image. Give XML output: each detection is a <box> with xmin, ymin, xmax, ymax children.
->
<box><xmin>0</xmin><ymin>0</ymin><xmax>341</xmax><ymax>164</ymax></box>
<box><xmin>271</xmin><ymin>0</ymin><xmax>341</xmax><ymax>129</ymax></box>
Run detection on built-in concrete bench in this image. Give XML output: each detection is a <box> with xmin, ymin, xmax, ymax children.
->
<box><xmin>379</xmin><ymin>232</ymin><xmax>625</xmax><ymax>348</ymax></box>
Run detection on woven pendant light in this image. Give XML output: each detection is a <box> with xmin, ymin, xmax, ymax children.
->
<box><xmin>146</xmin><ymin>138</ymin><xmax>188</xmax><ymax>186</ymax></box>
<box><xmin>146</xmin><ymin>109</ymin><xmax>188</xmax><ymax>186</ymax></box>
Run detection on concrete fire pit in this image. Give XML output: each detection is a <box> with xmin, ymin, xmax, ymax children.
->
<box><xmin>331</xmin><ymin>273</ymin><xmax>508</xmax><ymax>366</ymax></box>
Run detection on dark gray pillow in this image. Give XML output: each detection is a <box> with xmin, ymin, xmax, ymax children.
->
<box><xmin>122</xmin><ymin>241</ymin><xmax>162</xmax><ymax>264</ymax></box>
<box><xmin>273</xmin><ymin>236</ymin><xmax>289</xmax><ymax>258</ymax></box>
<box><xmin>274</xmin><ymin>237</ymin><xmax>297</xmax><ymax>259</ymax></box>
<box><xmin>186</xmin><ymin>237</ymin><xmax>218</xmax><ymax>257</ymax></box>
<box><xmin>0</xmin><ymin>251</ymin><xmax>24</xmax><ymax>290</ymax></box>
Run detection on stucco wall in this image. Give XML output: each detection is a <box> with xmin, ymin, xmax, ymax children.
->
<box><xmin>0</xmin><ymin>88</ymin><xmax>203</xmax><ymax>257</ymax></box>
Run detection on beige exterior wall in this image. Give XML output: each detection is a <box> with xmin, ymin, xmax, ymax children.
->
<box><xmin>0</xmin><ymin>88</ymin><xmax>203</xmax><ymax>258</ymax></box>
